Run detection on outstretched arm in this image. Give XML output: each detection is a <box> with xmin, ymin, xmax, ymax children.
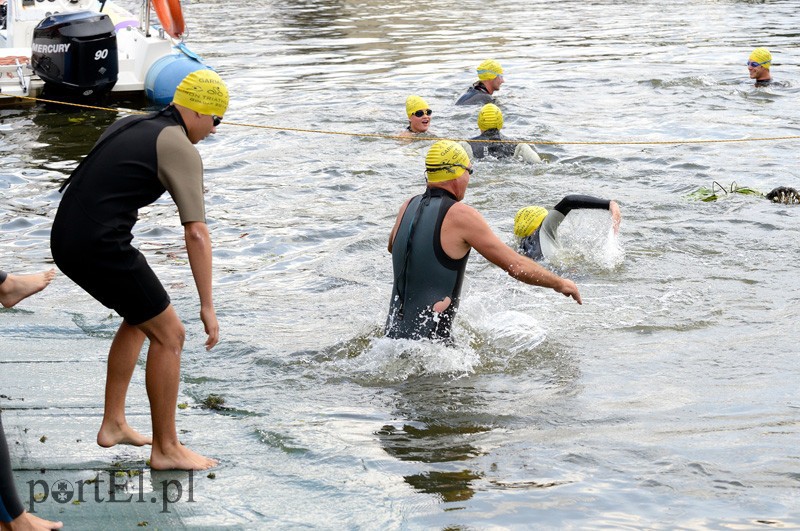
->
<box><xmin>184</xmin><ymin>221</ymin><xmax>218</xmax><ymax>350</ymax></box>
<box><xmin>447</xmin><ymin>205</ymin><xmax>582</xmax><ymax>304</ymax></box>
<box><xmin>553</xmin><ymin>195</ymin><xmax>621</xmax><ymax>234</ymax></box>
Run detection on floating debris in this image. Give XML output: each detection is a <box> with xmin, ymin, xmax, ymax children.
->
<box><xmin>689</xmin><ymin>181</ymin><xmax>763</xmax><ymax>202</ymax></box>
<box><xmin>202</xmin><ymin>394</ymin><xmax>226</xmax><ymax>410</ymax></box>
<box><xmin>766</xmin><ymin>186</ymin><xmax>800</xmax><ymax>204</ymax></box>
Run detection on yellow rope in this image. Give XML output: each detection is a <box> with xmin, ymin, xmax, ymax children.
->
<box><xmin>2</xmin><ymin>92</ymin><xmax>798</xmax><ymax>146</ymax></box>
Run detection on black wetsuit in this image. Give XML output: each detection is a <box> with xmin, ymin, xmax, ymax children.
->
<box><xmin>755</xmin><ymin>78</ymin><xmax>772</xmax><ymax>87</ymax></box>
<box><xmin>468</xmin><ymin>129</ymin><xmax>517</xmax><ymax>160</ymax></box>
<box><xmin>0</xmin><ymin>271</ymin><xmax>6</xmax><ymax>285</ymax></box>
<box><xmin>520</xmin><ymin>195</ymin><xmax>611</xmax><ymax>261</ymax></box>
<box><xmin>386</xmin><ymin>188</ymin><xmax>470</xmax><ymax>342</ymax></box>
<box><xmin>455</xmin><ymin>81</ymin><xmax>493</xmax><ymax>106</ymax></box>
<box><xmin>0</xmin><ymin>414</ymin><xmax>24</xmax><ymax>523</ymax></box>
<box><xmin>51</xmin><ymin>106</ymin><xmax>207</xmax><ymax>325</ymax></box>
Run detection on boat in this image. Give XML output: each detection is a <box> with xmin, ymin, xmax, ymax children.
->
<box><xmin>0</xmin><ymin>0</ymin><xmax>210</xmax><ymax>104</ymax></box>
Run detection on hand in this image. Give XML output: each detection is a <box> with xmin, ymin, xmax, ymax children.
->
<box><xmin>200</xmin><ymin>305</ymin><xmax>219</xmax><ymax>350</ymax></box>
<box><xmin>556</xmin><ymin>278</ymin><xmax>582</xmax><ymax>305</ymax></box>
<box><xmin>609</xmin><ymin>201</ymin><xmax>622</xmax><ymax>234</ymax></box>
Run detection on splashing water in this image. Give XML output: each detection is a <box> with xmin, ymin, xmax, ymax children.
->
<box><xmin>545</xmin><ymin>210</ymin><xmax>625</xmax><ymax>271</ymax></box>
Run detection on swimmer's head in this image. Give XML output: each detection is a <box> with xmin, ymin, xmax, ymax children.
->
<box><xmin>425</xmin><ymin>140</ymin><xmax>471</xmax><ymax>183</ymax></box>
<box><xmin>406</xmin><ymin>95</ymin><xmax>430</xmax><ymax>117</ymax></box>
<box><xmin>173</xmin><ymin>69</ymin><xmax>229</xmax><ymax>117</ymax></box>
<box><xmin>749</xmin><ymin>48</ymin><xmax>772</xmax><ymax>69</ymax></box>
<box><xmin>477</xmin><ymin>59</ymin><xmax>504</xmax><ymax>81</ymax></box>
<box><xmin>514</xmin><ymin>206</ymin><xmax>548</xmax><ymax>238</ymax></box>
<box><xmin>478</xmin><ymin>103</ymin><xmax>503</xmax><ymax>132</ymax></box>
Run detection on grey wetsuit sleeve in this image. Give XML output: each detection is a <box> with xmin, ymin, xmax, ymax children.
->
<box><xmin>156</xmin><ymin>125</ymin><xmax>206</xmax><ymax>225</ymax></box>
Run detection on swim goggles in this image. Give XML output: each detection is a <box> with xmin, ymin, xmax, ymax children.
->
<box><xmin>212</xmin><ymin>115</ymin><xmax>222</xmax><ymax>127</ymax></box>
<box><xmin>425</xmin><ymin>163</ymin><xmax>473</xmax><ymax>175</ymax></box>
<box><xmin>412</xmin><ymin>109</ymin><xmax>432</xmax><ymax>117</ymax></box>
<box><xmin>746</xmin><ymin>60</ymin><xmax>769</xmax><ymax>68</ymax></box>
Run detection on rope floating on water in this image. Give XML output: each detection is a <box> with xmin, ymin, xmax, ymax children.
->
<box><xmin>2</xmin><ymin>93</ymin><xmax>798</xmax><ymax>146</ymax></box>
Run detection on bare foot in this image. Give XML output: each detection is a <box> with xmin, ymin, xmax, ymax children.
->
<box><xmin>97</xmin><ymin>420</ymin><xmax>152</xmax><ymax>447</ymax></box>
<box><xmin>5</xmin><ymin>511</ymin><xmax>63</xmax><ymax>530</ymax></box>
<box><xmin>0</xmin><ymin>269</ymin><xmax>56</xmax><ymax>308</ymax></box>
<box><xmin>150</xmin><ymin>443</ymin><xmax>218</xmax><ymax>471</ymax></box>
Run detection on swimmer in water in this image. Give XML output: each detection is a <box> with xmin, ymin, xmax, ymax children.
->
<box><xmin>460</xmin><ymin>103</ymin><xmax>541</xmax><ymax>163</ymax></box>
<box><xmin>514</xmin><ymin>195</ymin><xmax>622</xmax><ymax>262</ymax></box>
<box><xmin>399</xmin><ymin>95</ymin><xmax>432</xmax><ymax>137</ymax></box>
<box><xmin>747</xmin><ymin>48</ymin><xmax>772</xmax><ymax>87</ymax></box>
<box><xmin>455</xmin><ymin>59</ymin><xmax>504</xmax><ymax>106</ymax></box>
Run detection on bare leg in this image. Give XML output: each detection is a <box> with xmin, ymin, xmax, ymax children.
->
<box><xmin>0</xmin><ymin>270</ymin><xmax>55</xmax><ymax>309</ymax></box>
<box><xmin>4</xmin><ymin>512</ymin><xmax>63</xmax><ymax>530</ymax></box>
<box><xmin>139</xmin><ymin>306</ymin><xmax>217</xmax><ymax>470</ymax></box>
<box><xmin>96</xmin><ymin>321</ymin><xmax>152</xmax><ymax>448</ymax></box>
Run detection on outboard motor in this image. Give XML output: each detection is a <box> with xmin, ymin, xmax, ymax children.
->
<box><xmin>31</xmin><ymin>11</ymin><xmax>118</xmax><ymax>99</ymax></box>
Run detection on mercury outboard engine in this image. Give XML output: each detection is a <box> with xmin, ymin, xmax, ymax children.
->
<box><xmin>31</xmin><ymin>11</ymin><xmax>118</xmax><ymax>99</ymax></box>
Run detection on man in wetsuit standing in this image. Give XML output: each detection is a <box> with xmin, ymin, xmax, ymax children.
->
<box><xmin>385</xmin><ymin>141</ymin><xmax>581</xmax><ymax>342</ymax></box>
<box><xmin>50</xmin><ymin>70</ymin><xmax>228</xmax><ymax>471</ymax></box>
<box><xmin>514</xmin><ymin>195</ymin><xmax>622</xmax><ymax>262</ymax></box>
<box><xmin>455</xmin><ymin>59</ymin><xmax>504</xmax><ymax>106</ymax></box>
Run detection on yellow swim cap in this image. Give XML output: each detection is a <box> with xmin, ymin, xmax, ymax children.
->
<box><xmin>425</xmin><ymin>140</ymin><xmax>471</xmax><ymax>183</ymax></box>
<box><xmin>749</xmin><ymin>48</ymin><xmax>772</xmax><ymax>69</ymax></box>
<box><xmin>478</xmin><ymin>103</ymin><xmax>503</xmax><ymax>131</ymax></box>
<box><xmin>406</xmin><ymin>95</ymin><xmax>430</xmax><ymax>117</ymax></box>
<box><xmin>172</xmin><ymin>69</ymin><xmax>229</xmax><ymax>117</ymax></box>
<box><xmin>477</xmin><ymin>59</ymin><xmax>504</xmax><ymax>81</ymax></box>
<box><xmin>514</xmin><ymin>206</ymin><xmax>548</xmax><ymax>238</ymax></box>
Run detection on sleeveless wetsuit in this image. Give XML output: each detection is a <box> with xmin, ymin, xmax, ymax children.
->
<box><xmin>386</xmin><ymin>188</ymin><xmax>470</xmax><ymax>341</ymax></box>
<box><xmin>520</xmin><ymin>195</ymin><xmax>611</xmax><ymax>261</ymax></box>
<box><xmin>0</xmin><ymin>414</ymin><xmax>24</xmax><ymax>523</ymax></box>
<box><xmin>755</xmin><ymin>78</ymin><xmax>772</xmax><ymax>87</ymax></box>
<box><xmin>455</xmin><ymin>81</ymin><xmax>493</xmax><ymax>106</ymax></box>
<box><xmin>468</xmin><ymin>129</ymin><xmax>517</xmax><ymax>160</ymax></box>
<box><xmin>50</xmin><ymin>106</ymin><xmax>206</xmax><ymax>325</ymax></box>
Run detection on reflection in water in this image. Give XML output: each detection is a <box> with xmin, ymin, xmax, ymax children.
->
<box><xmin>375</xmin><ymin>376</ymin><xmax>491</xmax><ymax>502</ymax></box>
<box><xmin>376</xmin><ymin>423</ymin><xmax>486</xmax><ymax>464</ymax></box>
<box><xmin>404</xmin><ymin>470</ymin><xmax>481</xmax><ymax>503</ymax></box>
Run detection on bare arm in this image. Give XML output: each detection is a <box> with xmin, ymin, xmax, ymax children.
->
<box><xmin>445</xmin><ymin>204</ymin><xmax>582</xmax><ymax>304</ymax></box>
<box><xmin>184</xmin><ymin>221</ymin><xmax>219</xmax><ymax>349</ymax></box>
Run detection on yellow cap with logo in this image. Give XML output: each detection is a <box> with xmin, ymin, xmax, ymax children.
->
<box><xmin>749</xmin><ymin>48</ymin><xmax>772</xmax><ymax>69</ymax></box>
<box><xmin>477</xmin><ymin>59</ymin><xmax>504</xmax><ymax>81</ymax></box>
<box><xmin>478</xmin><ymin>103</ymin><xmax>503</xmax><ymax>131</ymax></box>
<box><xmin>172</xmin><ymin>69</ymin><xmax>229</xmax><ymax>117</ymax></box>
<box><xmin>406</xmin><ymin>95</ymin><xmax>430</xmax><ymax>117</ymax></box>
<box><xmin>425</xmin><ymin>140</ymin><xmax>471</xmax><ymax>183</ymax></box>
<box><xmin>514</xmin><ymin>206</ymin><xmax>548</xmax><ymax>238</ymax></box>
